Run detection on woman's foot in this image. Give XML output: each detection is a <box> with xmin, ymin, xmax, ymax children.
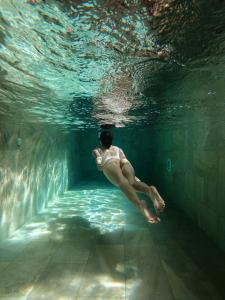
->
<box><xmin>148</xmin><ymin>186</ymin><xmax>165</xmax><ymax>215</ymax></box>
<box><xmin>141</xmin><ymin>200</ymin><xmax>160</xmax><ymax>224</ymax></box>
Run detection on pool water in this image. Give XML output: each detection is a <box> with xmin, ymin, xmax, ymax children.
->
<box><xmin>0</xmin><ymin>183</ymin><xmax>225</xmax><ymax>299</ymax></box>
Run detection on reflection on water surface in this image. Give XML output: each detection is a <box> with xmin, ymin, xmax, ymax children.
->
<box><xmin>0</xmin><ymin>0</ymin><xmax>225</xmax><ymax>130</ymax></box>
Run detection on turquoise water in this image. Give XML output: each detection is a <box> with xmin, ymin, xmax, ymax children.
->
<box><xmin>1</xmin><ymin>183</ymin><xmax>147</xmax><ymax>246</ymax></box>
<box><xmin>0</xmin><ymin>0</ymin><xmax>157</xmax><ymax>129</ymax></box>
<box><xmin>1</xmin><ymin>183</ymin><xmax>225</xmax><ymax>299</ymax></box>
<box><xmin>1</xmin><ymin>1</ymin><xmax>224</xmax><ymax>130</ymax></box>
<box><xmin>1</xmin><ymin>2</ymin><xmax>225</xmax><ymax>298</ymax></box>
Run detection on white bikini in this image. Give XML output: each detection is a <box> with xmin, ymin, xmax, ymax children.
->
<box><xmin>98</xmin><ymin>146</ymin><xmax>120</xmax><ymax>167</ymax></box>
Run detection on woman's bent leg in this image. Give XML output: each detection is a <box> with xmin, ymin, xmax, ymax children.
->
<box><xmin>121</xmin><ymin>162</ymin><xmax>165</xmax><ymax>214</ymax></box>
<box><xmin>103</xmin><ymin>162</ymin><xmax>159</xmax><ymax>223</ymax></box>
<box><xmin>122</xmin><ymin>163</ymin><xmax>154</xmax><ymax>198</ymax></box>
<box><xmin>148</xmin><ymin>185</ymin><xmax>165</xmax><ymax>213</ymax></box>
<box><xmin>117</xmin><ymin>180</ymin><xmax>160</xmax><ymax>223</ymax></box>
<box><xmin>121</xmin><ymin>162</ymin><xmax>149</xmax><ymax>193</ymax></box>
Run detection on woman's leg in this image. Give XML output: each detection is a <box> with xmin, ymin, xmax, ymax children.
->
<box><xmin>121</xmin><ymin>162</ymin><xmax>165</xmax><ymax>214</ymax></box>
<box><xmin>103</xmin><ymin>162</ymin><xmax>160</xmax><ymax>223</ymax></box>
<box><xmin>148</xmin><ymin>185</ymin><xmax>165</xmax><ymax>213</ymax></box>
<box><xmin>121</xmin><ymin>162</ymin><xmax>149</xmax><ymax>192</ymax></box>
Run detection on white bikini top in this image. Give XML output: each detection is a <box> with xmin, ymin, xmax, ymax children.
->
<box><xmin>98</xmin><ymin>146</ymin><xmax>120</xmax><ymax>166</ymax></box>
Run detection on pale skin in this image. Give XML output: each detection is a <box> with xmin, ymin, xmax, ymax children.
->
<box><xmin>92</xmin><ymin>145</ymin><xmax>165</xmax><ymax>224</ymax></box>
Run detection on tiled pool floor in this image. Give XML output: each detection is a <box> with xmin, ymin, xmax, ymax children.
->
<box><xmin>0</xmin><ymin>183</ymin><xmax>225</xmax><ymax>300</ymax></box>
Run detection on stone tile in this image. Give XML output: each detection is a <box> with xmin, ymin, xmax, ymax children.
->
<box><xmin>125</xmin><ymin>262</ymin><xmax>174</xmax><ymax>300</ymax></box>
<box><xmin>58</xmin><ymin>233</ymin><xmax>97</xmax><ymax>249</ymax></box>
<box><xmin>124</xmin><ymin>229</ymin><xmax>159</xmax><ymax>265</ymax></box>
<box><xmin>159</xmin><ymin>249</ymin><xmax>205</xmax><ymax>281</ymax></box>
<box><xmin>124</xmin><ymin>228</ymin><xmax>155</xmax><ymax>247</ymax></box>
<box><xmin>0</xmin><ymin>243</ymin><xmax>26</xmax><ymax>262</ymax></box>
<box><xmin>197</xmin><ymin>206</ymin><xmax>219</xmax><ymax>242</ymax></box>
<box><xmin>89</xmin><ymin>245</ymin><xmax>125</xmax><ymax>268</ymax></box>
<box><xmin>27</xmin><ymin>263</ymin><xmax>85</xmax><ymax>300</ymax></box>
<box><xmin>15</xmin><ymin>240</ymin><xmax>56</xmax><ymax>263</ymax></box>
<box><xmin>165</xmin><ymin>268</ymin><xmax>224</xmax><ymax>300</ymax></box>
<box><xmin>51</xmin><ymin>227</ymin><xmax>98</xmax><ymax>247</ymax></box>
<box><xmin>50</xmin><ymin>243</ymin><xmax>90</xmax><ymax>264</ymax></box>
<box><xmin>0</xmin><ymin>261</ymin><xmax>48</xmax><ymax>298</ymax></box>
<box><xmin>187</xmin><ymin>279</ymin><xmax>224</xmax><ymax>300</ymax></box>
<box><xmin>148</xmin><ymin>224</ymin><xmax>188</xmax><ymax>246</ymax></box>
<box><xmin>161</xmin><ymin>259</ymin><xmax>199</xmax><ymax>300</ymax></box>
<box><xmin>160</xmin><ymin>229</ymin><xmax>225</xmax><ymax>300</ymax></box>
<box><xmin>96</xmin><ymin>229</ymin><xmax>124</xmax><ymax>245</ymax></box>
<box><xmin>1</xmin><ymin>185</ymin><xmax>225</xmax><ymax>300</ymax></box>
<box><xmin>77</xmin><ymin>245</ymin><xmax>125</xmax><ymax>299</ymax></box>
<box><xmin>0</xmin><ymin>262</ymin><xmax>10</xmax><ymax>272</ymax></box>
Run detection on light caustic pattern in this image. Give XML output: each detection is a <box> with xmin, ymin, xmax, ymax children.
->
<box><xmin>0</xmin><ymin>185</ymin><xmax>145</xmax><ymax>299</ymax></box>
<box><xmin>1</xmin><ymin>1</ymin><xmax>224</xmax><ymax>130</ymax></box>
<box><xmin>1</xmin><ymin>185</ymin><xmax>129</xmax><ymax>245</ymax></box>
<box><xmin>0</xmin><ymin>157</ymin><xmax>68</xmax><ymax>240</ymax></box>
<box><xmin>0</xmin><ymin>0</ymin><xmax>162</xmax><ymax>129</ymax></box>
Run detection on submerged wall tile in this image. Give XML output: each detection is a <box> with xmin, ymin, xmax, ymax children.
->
<box><xmin>0</xmin><ymin>122</ymin><xmax>77</xmax><ymax>241</ymax></box>
<box><xmin>151</xmin><ymin>116</ymin><xmax>225</xmax><ymax>252</ymax></box>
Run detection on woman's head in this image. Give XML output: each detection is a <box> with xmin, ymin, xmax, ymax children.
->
<box><xmin>99</xmin><ymin>130</ymin><xmax>113</xmax><ymax>149</ymax></box>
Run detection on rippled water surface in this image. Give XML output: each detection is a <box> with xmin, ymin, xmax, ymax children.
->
<box><xmin>0</xmin><ymin>0</ymin><xmax>225</xmax><ymax>130</ymax></box>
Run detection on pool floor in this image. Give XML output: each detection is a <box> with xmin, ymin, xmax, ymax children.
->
<box><xmin>0</xmin><ymin>183</ymin><xmax>225</xmax><ymax>300</ymax></box>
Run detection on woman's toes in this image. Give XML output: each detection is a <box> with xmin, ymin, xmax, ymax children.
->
<box><xmin>148</xmin><ymin>219</ymin><xmax>157</xmax><ymax>224</ymax></box>
<box><xmin>147</xmin><ymin>215</ymin><xmax>160</xmax><ymax>224</ymax></box>
<box><xmin>156</xmin><ymin>199</ymin><xmax>165</xmax><ymax>214</ymax></box>
<box><xmin>148</xmin><ymin>218</ymin><xmax>160</xmax><ymax>224</ymax></box>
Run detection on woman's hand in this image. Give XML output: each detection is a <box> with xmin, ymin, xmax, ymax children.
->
<box><xmin>92</xmin><ymin>149</ymin><xmax>103</xmax><ymax>171</ymax></box>
<box><xmin>96</xmin><ymin>157</ymin><xmax>103</xmax><ymax>171</ymax></box>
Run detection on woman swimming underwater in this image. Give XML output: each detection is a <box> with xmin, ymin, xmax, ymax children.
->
<box><xmin>92</xmin><ymin>130</ymin><xmax>165</xmax><ymax>224</ymax></box>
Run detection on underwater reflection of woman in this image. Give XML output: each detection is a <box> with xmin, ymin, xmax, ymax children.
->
<box><xmin>92</xmin><ymin>130</ymin><xmax>165</xmax><ymax>224</ymax></box>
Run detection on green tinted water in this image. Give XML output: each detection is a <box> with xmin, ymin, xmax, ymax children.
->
<box><xmin>1</xmin><ymin>0</ymin><xmax>224</xmax><ymax>131</ymax></box>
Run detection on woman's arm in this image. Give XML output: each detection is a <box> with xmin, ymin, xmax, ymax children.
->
<box><xmin>92</xmin><ymin>149</ymin><xmax>103</xmax><ymax>171</ymax></box>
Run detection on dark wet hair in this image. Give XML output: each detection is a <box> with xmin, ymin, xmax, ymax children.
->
<box><xmin>100</xmin><ymin>131</ymin><xmax>113</xmax><ymax>149</ymax></box>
